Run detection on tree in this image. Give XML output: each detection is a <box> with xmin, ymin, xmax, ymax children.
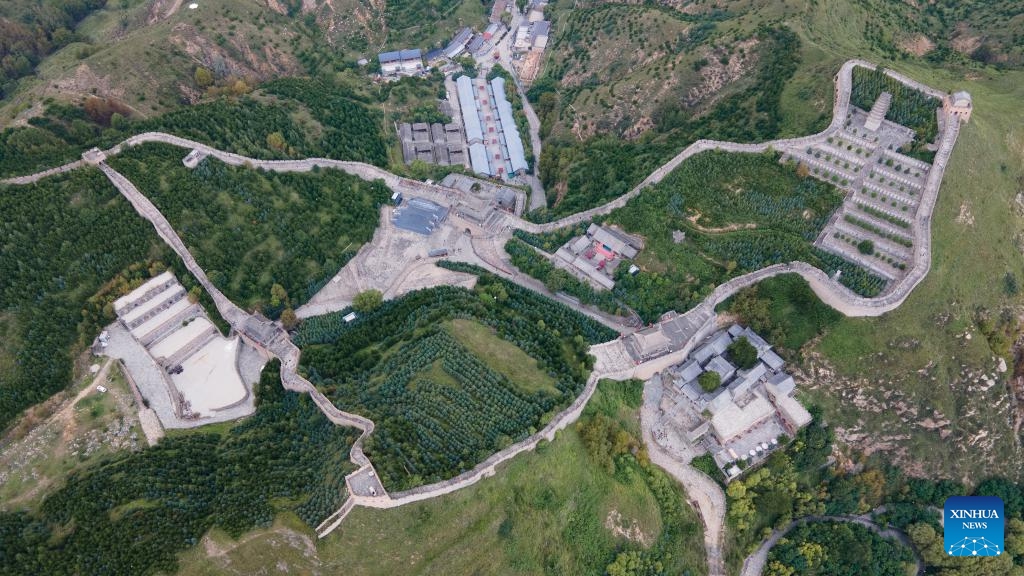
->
<box><xmin>544</xmin><ymin>269</ymin><xmax>573</xmax><ymax>293</ymax></box>
<box><xmin>698</xmin><ymin>371</ymin><xmax>721</xmax><ymax>392</ymax></box>
<box><xmin>280</xmin><ymin>308</ymin><xmax>298</xmax><ymax>330</ymax></box>
<box><xmin>728</xmin><ymin>336</ymin><xmax>759</xmax><ymax>369</ymax></box>
<box><xmin>270</xmin><ymin>283</ymin><xmax>289</xmax><ymax>307</ymax></box>
<box><xmin>352</xmin><ymin>289</ymin><xmax>383</xmax><ymax>312</ymax></box>
<box><xmin>194</xmin><ymin>66</ymin><xmax>214</xmax><ymax>88</ymax></box>
<box><xmin>266</xmin><ymin>132</ymin><xmax>287</xmax><ymax>152</ymax></box>
<box><xmin>856</xmin><ymin>239</ymin><xmax>874</xmax><ymax>255</ymax></box>
<box><xmin>796</xmin><ymin>162</ymin><xmax>810</xmax><ymax>178</ymax></box>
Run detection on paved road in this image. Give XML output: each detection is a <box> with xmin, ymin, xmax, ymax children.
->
<box><xmin>642</xmin><ymin>379</ymin><xmax>727</xmax><ymax>576</ymax></box>
<box><xmin>740</xmin><ymin>511</ymin><xmax>923</xmax><ymax>576</ymax></box>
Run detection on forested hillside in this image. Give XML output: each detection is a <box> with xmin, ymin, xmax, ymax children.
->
<box><xmin>532</xmin><ymin>26</ymin><xmax>804</xmax><ymax>220</ymax></box>
<box><xmin>0</xmin><ymin>76</ymin><xmax>389</xmax><ymax>179</ymax></box>
<box><xmin>0</xmin><ymin>0</ymin><xmax>106</xmax><ymax>99</ymax></box>
<box><xmin>0</xmin><ymin>361</ymin><xmax>357</xmax><ymax>576</ymax></box>
<box><xmin>516</xmin><ymin>151</ymin><xmax>885</xmax><ymax>323</ymax></box>
<box><xmin>109</xmin><ymin>143</ymin><xmax>390</xmax><ymax>317</ymax></box>
<box><xmin>298</xmin><ymin>270</ymin><xmax>616</xmax><ymax>490</ymax></box>
<box><xmin>0</xmin><ymin>169</ymin><xmax>169</xmax><ymax>431</ymax></box>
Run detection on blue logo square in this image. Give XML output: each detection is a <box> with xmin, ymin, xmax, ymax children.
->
<box><xmin>944</xmin><ymin>496</ymin><xmax>1004</xmax><ymax>557</ymax></box>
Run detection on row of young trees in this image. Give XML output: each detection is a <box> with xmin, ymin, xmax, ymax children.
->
<box><xmin>297</xmin><ymin>270</ymin><xmax>616</xmax><ymax>490</ymax></box>
<box><xmin>0</xmin><ymin>361</ymin><xmax>357</xmax><ymax>575</ymax></box>
<box><xmin>514</xmin><ymin>148</ymin><xmax>883</xmax><ymax>323</ymax></box>
<box><xmin>0</xmin><ymin>169</ymin><xmax>167</xmax><ymax>431</ymax></box>
<box><xmin>360</xmin><ymin>330</ymin><xmax>554</xmax><ymax>489</ymax></box>
<box><xmin>850</xmin><ymin>67</ymin><xmax>941</xmax><ymax>152</ymax></box>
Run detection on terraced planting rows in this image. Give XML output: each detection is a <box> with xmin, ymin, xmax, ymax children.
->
<box><xmin>783</xmin><ymin>106</ymin><xmax>936</xmax><ymax>280</ymax></box>
<box><xmin>297</xmin><ymin>278</ymin><xmax>615</xmax><ymax>491</ymax></box>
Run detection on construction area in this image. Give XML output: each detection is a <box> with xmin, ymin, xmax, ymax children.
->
<box><xmin>296</xmin><ymin>171</ymin><xmax>533</xmax><ymax>319</ymax></box>
<box><xmin>510</xmin><ymin>0</ymin><xmax>550</xmax><ymax>86</ymax></box>
<box><xmin>648</xmin><ymin>324</ymin><xmax>812</xmax><ymax>481</ymax></box>
<box><xmin>99</xmin><ymin>272</ymin><xmax>263</xmax><ymax>429</ymax></box>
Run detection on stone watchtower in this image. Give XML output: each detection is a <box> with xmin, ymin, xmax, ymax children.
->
<box><xmin>946</xmin><ymin>91</ymin><xmax>973</xmax><ymax>123</ymax></box>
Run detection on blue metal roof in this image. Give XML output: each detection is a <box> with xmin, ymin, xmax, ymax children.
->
<box><xmin>490</xmin><ymin>77</ymin><xmax>528</xmax><ymax>173</ymax></box>
<box><xmin>456</xmin><ymin>76</ymin><xmax>484</xmax><ymax>143</ymax></box>
<box><xmin>379</xmin><ymin>48</ymin><xmax>422</xmax><ymax>64</ymax></box>
<box><xmin>392</xmin><ymin>198</ymin><xmax>449</xmax><ymax>235</ymax></box>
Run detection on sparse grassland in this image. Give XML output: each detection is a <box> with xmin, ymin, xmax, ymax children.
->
<box><xmin>807</xmin><ymin>63</ymin><xmax>1024</xmax><ymax>480</ymax></box>
<box><xmin>532</xmin><ymin>25</ymin><xmax>805</xmax><ymax>219</ymax></box>
<box><xmin>0</xmin><ymin>361</ymin><xmax>143</xmax><ymax>511</ymax></box>
<box><xmin>445</xmin><ymin>319</ymin><xmax>558</xmax><ymax>396</ymax></box>
<box><xmin>171</xmin><ymin>381</ymin><xmax>705</xmax><ymax>576</ymax></box>
<box><xmin>751</xmin><ymin>1</ymin><xmax>1024</xmax><ymax>481</ymax></box>
<box><xmin>319</xmin><ymin>379</ymin><xmax>706</xmax><ymax>576</ymax></box>
<box><xmin>718</xmin><ymin>274</ymin><xmax>842</xmax><ymax>355</ymax></box>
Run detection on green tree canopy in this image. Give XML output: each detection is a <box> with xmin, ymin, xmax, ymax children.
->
<box><xmin>352</xmin><ymin>289</ymin><xmax>383</xmax><ymax>312</ymax></box>
<box><xmin>698</xmin><ymin>371</ymin><xmax>721</xmax><ymax>393</ymax></box>
<box><xmin>728</xmin><ymin>336</ymin><xmax>759</xmax><ymax>369</ymax></box>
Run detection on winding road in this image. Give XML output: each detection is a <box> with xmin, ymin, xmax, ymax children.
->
<box><xmin>0</xmin><ymin>58</ymin><xmax>963</xmax><ymax>573</ymax></box>
<box><xmin>740</xmin><ymin>511</ymin><xmax>923</xmax><ymax>576</ymax></box>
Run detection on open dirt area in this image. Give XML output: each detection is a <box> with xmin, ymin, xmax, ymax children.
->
<box><xmin>0</xmin><ymin>359</ymin><xmax>143</xmax><ymax>510</ymax></box>
<box><xmin>297</xmin><ymin>207</ymin><xmax>478</xmax><ymax>318</ymax></box>
<box><xmin>900</xmin><ymin>34</ymin><xmax>935</xmax><ymax>57</ymax></box>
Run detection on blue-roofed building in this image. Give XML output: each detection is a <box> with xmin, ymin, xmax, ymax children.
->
<box><xmin>379</xmin><ymin>48</ymin><xmax>423</xmax><ymax>75</ymax></box>
<box><xmin>444</xmin><ymin>27</ymin><xmax>473</xmax><ymax>59</ymax></box>
<box><xmin>456</xmin><ymin>75</ymin><xmax>484</xmax><ymax>144</ymax></box>
<box><xmin>392</xmin><ymin>198</ymin><xmax>449</xmax><ymax>235</ymax></box>
<box><xmin>424</xmin><ymin>48</ymin><xmax>445</xmax><ymax>64</ymax></box>
<box><xmin>468</xmin><ymin>143</ymin><xmax>492</xmax><ymax>176</ymax></box>
<box><xmin>490</xmin><ymin>77</ymin><xmax>528</xmax><ymax>175</ymax></box>
<box><xmin>467</xmin><ymin>34</ymin><xmax>486</xmax><ymax>54</ymax></box>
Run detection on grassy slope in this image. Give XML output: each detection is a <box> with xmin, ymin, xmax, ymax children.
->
<box><xmin>171</xmin><ymin>380</ymin><xmax>704</xmax><ymax>576</ymax></box>
<box><xmin>1</xmin><ymin>0</ymin><xmax>488</xmax><ymax>128</ymax></box>
<box><xmin>0</xmin><ymin>362</ymin><xmax>143</xmax><ymax>511</ymax></box>
<box><xmin>445</xmin><ymin>319</ymin><xmax>559</xmax><ymax>396</ymax></box>
<box><xmin>778</xmin><ymin>0</ymin><xmax>1024</xmax><ymax>481</ymax></box>
<box><xmin>1</xmin><ymin>0</ymin><xmax>312</xmax><ymax>124</ymax></box>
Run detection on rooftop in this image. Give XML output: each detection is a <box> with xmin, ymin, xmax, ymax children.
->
<box><xmin>711</xmin><ymin>392</ymin><xmax>775</xmax><ymax>445</ymax></box>
<box><xmin>490</xmin><ymin>77</ymin><xmax>528</xmax><ymax>173</ymax></box>
<box><xmin>379</xmin><ymin>48</ymin><xmax>422</xmax><ymax>63</ymax></box>
<box><xmin>392</xmin><ymin>198</ymin><xmax>450</xmax><ymax>235</ymax></box>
